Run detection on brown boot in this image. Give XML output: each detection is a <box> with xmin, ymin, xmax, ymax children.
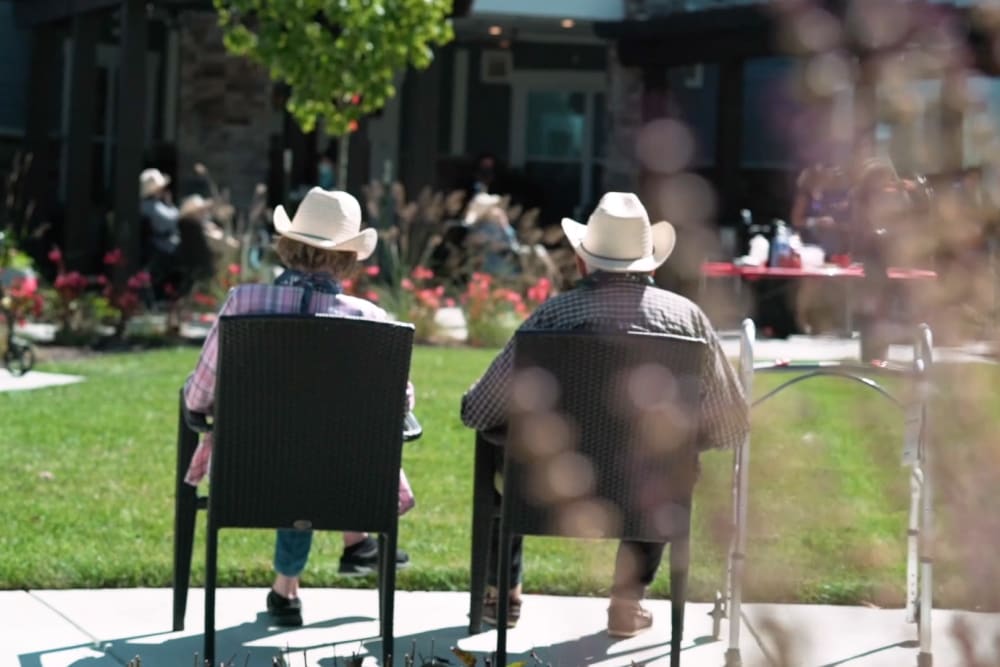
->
<box><xmin>607</xmin><ymin>599</ymin><xmax>653</xmax><ymax>638</ymax></box>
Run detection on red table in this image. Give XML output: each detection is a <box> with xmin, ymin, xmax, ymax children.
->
<box><xmin>701</xmin><ymin>262</ymin><xmax>937</xmax><ymax>281</ymax></box>
<box><xmin>700</xmin><ymin>262</ymin><xmax>937</xmax><ymax>335</ymax></box>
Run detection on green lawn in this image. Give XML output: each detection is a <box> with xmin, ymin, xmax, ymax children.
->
<box><xmin>2</xmin><ymin>345</ymin><xmax>998</xmax><ymax>609</ymax></box>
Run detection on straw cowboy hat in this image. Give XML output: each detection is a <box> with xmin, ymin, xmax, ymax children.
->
<box><xmin>463</xmin><ymin>192</ymin><xmax>502</xmax><ymax>225</ymax></box>
<box><xmin>140</xmin><ymin>168</ymin><xmax>170</xmax><ymax>198</ymax></box>
<box><xmin>561</xmin><ymin>192</ymin><xmax>676</xmax><ymax>273</ymax></box>
<box><xmin>273</xmin><ymin>187</ymin><xmax>377</xmax><ymax>260</ymax></box>
<box><xmin>179</xmin><ymin>194</ymin><xmax>214</xmax><ymax>219</ymax></box>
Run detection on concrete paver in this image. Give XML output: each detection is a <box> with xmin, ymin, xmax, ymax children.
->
<box><xmin>6</xmin><ymin>588</ymin><xmax>999</xmax><ymax>667</ymax></box>
<box><xmin>0</xmin><ymin>370</ymin><xmax>83</xmax><ymax>393</ymax></box>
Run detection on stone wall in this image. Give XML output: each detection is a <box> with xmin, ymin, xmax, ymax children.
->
<box><xmin>175</xmin><ymin>11</ymin><xmax>277</xmax><ymax>207</ymax></box>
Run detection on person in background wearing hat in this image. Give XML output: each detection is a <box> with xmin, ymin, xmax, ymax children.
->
<box><xmin>460</xmin><ymin>192</ymin><xmax>748</xmax><ymax>637</ymax></box>
<box><xmin>174</xmin><ymin>195</ymin><xmax>220</xmax><ymax>296</ymax></box>
<box><xmin>140</xmin><ymin>168</ymin><xmax>182</xmax><ymax>296</ymax></box>
<box><xmin>463</xmin><ymin>192</ymin><xmax>520</xmax><ymax>276</ymax></box>
<box><xmin>183</xmin><ymin>188</ymin><xmax>415</xmax><ymax>627</ymax></box>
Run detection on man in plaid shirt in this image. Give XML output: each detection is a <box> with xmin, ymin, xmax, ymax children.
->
<box><xmin>461</xmin><ymin>192</ymin><xmax>748</xmax><ymax>638</ymax></box>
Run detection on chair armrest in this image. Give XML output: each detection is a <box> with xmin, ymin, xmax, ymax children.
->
<box><xmin>403</xmin><ymin>411</ymin><xmax>422</xmax><ymax>442</ymax></box>
<box><xmin>478</xmin><ymin>424</ymin><xmax>507</xmax><ymax>447</ymax></box>
<box><xmin>183</xmin><ymin>403</ymin><xmax>213</xmax><ymax>434</ymax></box>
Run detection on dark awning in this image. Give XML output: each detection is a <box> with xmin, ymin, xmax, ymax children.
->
<box><xmin>594</xmin><ymin>5</ymin><xmax>775</xmax><ymax>66</ymax></box>
<box><xmin>12</xmin><ymin>0</ymin><xmax>213</xmax><ymax>26</ymax></box>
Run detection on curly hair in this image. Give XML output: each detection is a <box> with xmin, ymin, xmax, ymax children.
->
<box><xmin>274</xmin><ymin>236</ymin><xmax>358</xmax><ymax>278</ymax></box>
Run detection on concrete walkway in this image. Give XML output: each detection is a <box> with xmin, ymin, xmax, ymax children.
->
<box><xmin>5</xmin><ymin>587</ymin><xmax>999</xmax><ymax>666</ymax></box>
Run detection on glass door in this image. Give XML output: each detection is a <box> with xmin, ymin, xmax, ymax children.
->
<box><xmin>510</xmin><ymin>73</ymin><xmax>607</xmax><ymax>223</ymax></box>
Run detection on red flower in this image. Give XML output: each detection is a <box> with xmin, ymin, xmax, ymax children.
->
<box><xmin>96</xmin><ymin>275</ymin><xmax>108</xmax><ymax>286</ymax></box>
<box><xmin>365</xmin><ymin>265</ymin><xmax>381</xmax><ymax>277</ymax></box>
<box><xmin>103</xmin><ymin>248</ymin><xmax>123</xmax><ymax>266</ymax></box>
<box><xmin>47</xmin><ymin>247</ymin><xmax>62</xmax><ymax>265</ymax></box>
<box><xmin>192</xmin><ymin>292</ymin><xmax>216</xmax><ymax>307</ymax></box>
<box><xmin>126</xmin><ymin>271</ymin><xmax>151</xmax><ymax>290</ymax></box>
<box><xmin>341</xmin><ymin>278</ymin><xmax>355</xmax><ymax>293</ymax></box>
<box><xmin>163</xmin><ymin>283</ymin><xmax>178</xmax><ymax>298</ymax></box>
<box><xmin>348</xmin><ymin>120</ymin><xmax>359</xmax><ymax>133</ymax></box>
<box><xmin>227</xmin><ymin>263</ymin><xmax>241</xmax><ymax>276</ymax></box>
<box><xmin>364</xmin><ymin>290</ymin><xmax>380</xmax><ymax>302</ymax></box>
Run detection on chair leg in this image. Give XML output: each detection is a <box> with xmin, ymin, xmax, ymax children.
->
<box><xmin>670</xmin><ymin>537</ymin><xmax>691</xmax><ymax>667</ymax></box>
<box><xmin>172</xmin><ymin>479</ymin><xmax>197</xmax><ymax>632</ymax></box>
<box><xmin>204</xmin><ymin>523</ymin><xmax>219</xmax><ymax>667</ymax></box>
<box><xmin>496</xmin><ymin>520</ymin><xmax>513</xmax><ymax>667</ymax></box>
<box><xmin>381</xmin><ymin>528</ymin><xmax>398</xmax><ymax>666</ymax></box>
<box><xmin>377</xmin><ymin>532</ymin><xmax>387</xmax><ymax>639</ymax></box>
<box><xmin>173</xmin><ymin>394</ymin><xmax>201</xmax><ymax>631</ymax></box>
<box><xmin>469</xmin><ymin>435</ymin><xmax>495</xmax><ymax>634</ymax></box>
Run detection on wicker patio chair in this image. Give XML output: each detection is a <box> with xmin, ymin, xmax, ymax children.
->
<box><xmin>172</xmin><ymin>314</ymin><xmax>415</xmax><ymax>666</ymax></box>
<box><xmin>490</xmin><ymin>329</ymin><xmax>706</xmax><ymax>667</ymax></box>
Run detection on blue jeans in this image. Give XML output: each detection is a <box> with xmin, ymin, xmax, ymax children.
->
<box><xmin>274</xmin><ymin>529</ymin><xmax>312</xmax><ymax>577</ymax></box>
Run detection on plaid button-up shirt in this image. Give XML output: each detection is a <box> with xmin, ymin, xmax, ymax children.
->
<box><xmin>183</xmin><ymin>283</ymin><xmax>416</xmax><ymax>513</ymax></box>
<box><xmin>460</xmin><ymin>275</ymin><xmax>749</xmax><ymax>452</ymax></box>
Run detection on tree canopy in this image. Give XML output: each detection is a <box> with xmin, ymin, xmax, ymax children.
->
<box><xmin>213</xmin><ymin>0</ymin><xmax>456</xmax><ymax>134</ymax></box>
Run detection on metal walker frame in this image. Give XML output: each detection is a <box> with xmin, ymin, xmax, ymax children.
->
<box><xmin>711</xmin><ymin>318</ymin><xmax>935</xmax><ymax>667</ymax></box>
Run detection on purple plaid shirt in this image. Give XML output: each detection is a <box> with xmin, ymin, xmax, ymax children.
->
<box><xmin>460</xmin><ymin>275</ymin><xmax>748</xmax><ymax>452</ymax></box>
<box><xmin>183</xmin><ymin>283</ymin><xmax>416</xmax><ymax>513</ymax></box>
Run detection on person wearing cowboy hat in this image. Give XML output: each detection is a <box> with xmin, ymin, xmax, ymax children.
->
<box><xmin>182</xmin><ymin>187</ymin><xmax>416</xmax><ymax>628</ymax></box>
<box><xmin>140</xmin><ymin>168</ymin><xmax>181</xmax><ymax>255</ymax></box>
<box><xmin>460</xmin><ymin>191</ymin><xmax>748</xmax><ymax>637</ymax></box>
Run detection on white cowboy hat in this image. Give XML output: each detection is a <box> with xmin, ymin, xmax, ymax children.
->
<box><xmin>561</xmin><ymin>192</ymin><xmax>676</xmax><ymax>273</ymax></box>
<box><xmin>273</xmin><ymin>187</ymin><xmax>377</xmax><ymax>260</ymax></box>
<box><xmin>463</xmin><ymin>192</ymin><xmax>502</xmax><ymax>225</ymax></box>
<box><xmin>140</xmin><ymin>168</ymin><xmax>170</xmax><ymax>198</ymax></box>
<box><xmin>179</xmin><ymin>194</ymin><xmax>214</xmax><ymax>219</ymax></box>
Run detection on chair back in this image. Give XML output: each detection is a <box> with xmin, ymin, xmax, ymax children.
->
<box><xmin>505</xmin><ymin>330</ymin><xmax>706</xmax><ymax>542</ymax></box>
<box><xmin>209</xmin><ymin>314</ymin><xmax>414</xmax><ymax>532</ymax></box>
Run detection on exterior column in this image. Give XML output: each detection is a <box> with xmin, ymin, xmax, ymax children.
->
<box><xmin>399</xmin><ymin>56</ymin><xmax>443</xmax><ymax>194</ymax></box>
<box><xmin>23</xmin><ymin>21</ymin><xmax>61</xmax><ymax>229</ymax></box>
<box><xmin>63</xmin><ymin>11</ymin><xmax>101</xmax><ymax>271</ymax></box>
<box><xmin>716</xmin><ymin>58</ymin><xmax>744</xmax><ymax>222</ymax></box>
<box><xmin>113</xmin><ymin>0</ymin><xmax>148</xmax><ymax>279</ymax></box>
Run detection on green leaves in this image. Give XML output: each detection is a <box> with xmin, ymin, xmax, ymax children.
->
<box><xmin>213</xmin><ymin>0</ymin><xmax>455</xmax><ymax>134</ymax></box>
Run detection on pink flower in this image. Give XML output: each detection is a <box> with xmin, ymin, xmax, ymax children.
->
<box><xmin>103</xmin><ymin>248</ymin><xmax>123</xmax><ymax>266</ymax></box>
<box><xmin>96</xmin><ymin>275</ymin><xmax>108</xmax><ymax>286</ymax></box>
<box><xmin>227</xmin><ymin>263</ymin><xmax>241</xmax><ymax>276</ymax></box>
<box><xmin>401</xmin><ymin>278</ymin><xmax>415</xmax><ymax>291</ymax></box>
<box><xmin>365</xmin><ymin>265</ymin><xmax>381</xmax><ymax>277</ymax></box>
<box><xmin>47</xmin><ymin>247</ymin><xmax>62</xmax><ymax>265</ymax></box>
<box><xmin>8</xmin><ymin>276</ymin><xmax>38</xmax><ymax>297</ymax></box>
<box><xmin>445</xmin><ymin>298</ymin><xmax>456</xmax><ymax>307</ymax></box>
<box><xmin>411</xmin><ymin>266</ymin><xmax>434</xmax><ymax>281</ymax></box>
<box><xmin>364</xmin><ymin>290</ymin><xmax>380</xmax><ymax>302</ymax></box>
<box><xmin>341</xmin><ymin>278</ymin><xmax>355</xmax><ymax>293</ymax></box>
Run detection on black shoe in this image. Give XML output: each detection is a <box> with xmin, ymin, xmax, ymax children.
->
<box><xmin>338</xmin><ymin>536</ymin><xmax>410</xmax><ymax>576</ymax></box>
<box><xmin>266</xmin><ymin>590</ymin><xmax>303</xmax><ymax>627</ymax></box>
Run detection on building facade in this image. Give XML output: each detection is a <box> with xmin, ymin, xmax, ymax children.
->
<box><xmin>4</xmin><ymin>0</ymin><xmax>1000</xmax><ymax>272</ymax></box>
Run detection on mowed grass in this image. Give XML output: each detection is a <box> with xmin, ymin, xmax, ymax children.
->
<box><xmin>2</xmin><ymin>345</ymin><xmax>998</xmax><ymax>609</ymax></box>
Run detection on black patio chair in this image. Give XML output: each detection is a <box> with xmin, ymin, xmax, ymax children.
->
<box><xmin>172</xmin><ymin>314</ymin><xmax>415</xmax><ymax>666</ymax></box>
<box><xmin>490</xmin><ymin>330</ymin><xmax>706</xmax><ymax>667</ymax></box>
